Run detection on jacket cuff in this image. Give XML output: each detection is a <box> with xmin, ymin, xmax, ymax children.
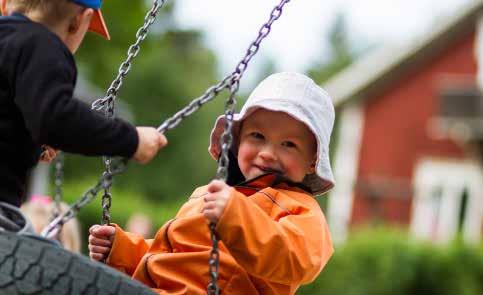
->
<box><xmin>106</xmin><ymin>224</ymin><xmax>148</xmax><ymax>275</ymax></box>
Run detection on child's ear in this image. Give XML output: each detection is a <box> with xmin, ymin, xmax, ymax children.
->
<box><xmin>68</xmin><ymin>8</ymin><xmax>93</xmax><ymax>35</ymax></box>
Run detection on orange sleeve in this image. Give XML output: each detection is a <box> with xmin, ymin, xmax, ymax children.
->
<box><xmin>106</xmin><ymin>224</ymin><xmax>154</xmax><ymax>276</ymax></box>
<box><xmin>216</xmin><ymin>189</ymin><xmax>333</xmax><ymax>285</ymax></box>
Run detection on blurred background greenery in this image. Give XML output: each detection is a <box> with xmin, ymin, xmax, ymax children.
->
<box><xmin>298</xmin><ymin>228</ymin><xmax>483</xmax><ymax>295</ymax></box>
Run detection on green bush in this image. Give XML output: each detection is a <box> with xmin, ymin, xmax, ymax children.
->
<box><xmin>299</xmin><ymin>228</ymin><xmax>483</xmax><ymax>295</ymax></box>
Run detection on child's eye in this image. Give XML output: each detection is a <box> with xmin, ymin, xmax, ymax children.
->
<box><xmin>250</xmin><ymin>132</ymin><xmax>264</xmax><ymax>139</ymax></box>
<box><xmin>282</xmin><ymin>141</ymin><xmax>297</xmax><ymax>148</ymax></box>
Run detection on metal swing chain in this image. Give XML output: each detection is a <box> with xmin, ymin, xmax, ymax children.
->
<box><xmin>101</xmin><ymin>102</ymin><xmax>114</xmax><ymax>225</ymax></box>
<box><xmin>206</xmin><ymin>78</ymin><xmax>240</xmax><ymax>295</ymax></box>
<box><xmin>91</xmin><ymin>0</ymin><xmax>167</xmax><ymax>112</ymax></box>
<box><xmin>51</xmin><ymin>152</ymin><xmax>64</xmax><ymax>220</ymax></box>
<box><xmin>206</xmin><ymin>1</ymin><xmax>292</xmax><ymax>293</ymax></box>
<box><xmin>41</xmin><ymin>159</ymin><xmax>127</xmax><ymax>238</ymax></box>
<box><xmin>93</xmin><ymin>0</ymin><xmax>168</xmax><ymax>226</ymax></box>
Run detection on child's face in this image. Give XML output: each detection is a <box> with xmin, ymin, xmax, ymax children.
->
<box><xmin>237</xmin><ymin>109</ymin><xmax>317</xmax><ymax>183</ymax></box>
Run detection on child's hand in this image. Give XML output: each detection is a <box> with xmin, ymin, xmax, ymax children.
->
<box><xmin>202</xmin><ymin>180</ymin><xmax>232</xmax><ymax>223</ymax></box>
<box><xmin>133</xmin><ymin>127</ymin><xmax>168</xmax><ymax>164</ymax></box>
<box><xmin>88</xmin><ymin>225</ymin><xmax>116</xmax><ymax>261</ymax></box>
<box><xmin>39</xmin><ymin>145</ymin><xmax>58</xmax><ymax>163</ymax></box>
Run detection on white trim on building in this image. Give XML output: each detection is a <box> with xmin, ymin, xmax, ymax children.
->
<box><xmin>327</xmin><ymin>102</ymin><xmax>364</xmax><ymax>243</ymax></box>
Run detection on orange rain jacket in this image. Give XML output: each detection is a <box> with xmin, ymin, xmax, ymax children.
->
<box><xmin>106</xmin><ymin>174</ymin><xmax>334</xmax><ymax>294</ymax></box>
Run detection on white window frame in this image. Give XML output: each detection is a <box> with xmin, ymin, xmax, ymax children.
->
<box><xmin>410</xmin><ymin>158</ymin><xmax>483</xmax><ymax>244</ymax></box>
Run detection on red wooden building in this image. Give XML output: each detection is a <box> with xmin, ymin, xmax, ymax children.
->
<box><xmin>324</xmin><ymin>0</ymin><xmax>483</xmax><ymax>244</ymax></box>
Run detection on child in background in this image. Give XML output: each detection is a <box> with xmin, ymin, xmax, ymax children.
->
<box><xmin>21</xmin><ymin>194</ymin><xmax>81</xmax><ymax>252</ymax></box>
<box><xmin>126</xmin><ymin>213</ymin><xmax>153</xmax><ymax>238</ymax></box>
<box><xmin>0</xmin><ymin>0</ymin><xmax>167</xmax><ymax>208</ymax></box>
<box><xmin>89</xmin><ymin>72</ymin><xmax>336</xmax><ymax>294</ymax></box>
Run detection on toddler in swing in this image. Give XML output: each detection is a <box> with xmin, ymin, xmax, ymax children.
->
<box><xmin>0</xmin><ymin>0</ymin><xmax>167</xmax><ymax>209</ymax></box>
<box><xmin>89</xmin><ymin>72</ymin><xmax>335</xmax><ymax>294</ymax></box>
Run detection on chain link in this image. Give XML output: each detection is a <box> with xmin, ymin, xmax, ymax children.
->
<box><xmin>91</xmin><ymin>0</ymin><xmax>167</xmax><ymax>112</ymax></box>
<box><xmin>101</xmin><ymin>157</ymin><xmax>113</xmax><ymax>225</ymax></box>
<box><xmin>206</xmin><ymin>223</ymin><xmax>220</xmax><ymax>294</ymax></box>
<box><xmin>51</xmin><ymin>152</ymin><xmax>64</xmax><ymax>220</ymax></box>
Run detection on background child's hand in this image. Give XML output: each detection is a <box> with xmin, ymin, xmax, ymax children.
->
<box><xmin>39</xmin><ymin>145</ymin><xmax>58</xmax><ymax>163</ymax></box>
<box><xmin>202</xmin><ymin>180</ymin><xmax>232</xmax><ymax>223</ymax></box>
<box><xmin>133</xmin><ymin>127</ymin><xmax>168</xmax><ymax>164</ymax></box>
<box><xmin>88</xmin><ymin>224</ymin><xmax>116</xmax><ymax>261</ymax></box>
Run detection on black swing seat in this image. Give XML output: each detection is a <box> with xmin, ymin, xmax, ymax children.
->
<box><xmin>0</xmin><ymin>201</ymin><xmax>155</xmax><ymax>295</ymax></box>
<box><xmin>0</xmin><ymin>201</ymin><xmax>32</xmax><ymax>233</ymax></box>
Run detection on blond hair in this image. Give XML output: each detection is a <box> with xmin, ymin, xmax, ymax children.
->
<box><xmin>7</xmin><ymin>0</ymin><xmax>82</xmax><ymax>27</ymax></box>
<box><xmin>21</xmin><ymin>198</ymin><xmax>82</xmax><ymax>253</ymax></box>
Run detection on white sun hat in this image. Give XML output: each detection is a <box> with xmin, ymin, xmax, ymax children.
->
<box><xmin>209</xmin><ymin>72</ymin><xmax>335</xmax><ymax>195</ymax></box>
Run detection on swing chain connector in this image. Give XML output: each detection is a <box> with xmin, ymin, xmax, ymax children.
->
<box><xmin>157</xmin><ymin>74</ymin><xmax>234</xmax><ymax>133</ymax></box>
<box><xmin>41</xmin><ymin>158</ymin><xmax>128</xmax><ymax>238</ymax></box>
<box><xmin>92</xmin><ymin>0</ymin><xmax>168</xmax><ymax>112</ymax></box>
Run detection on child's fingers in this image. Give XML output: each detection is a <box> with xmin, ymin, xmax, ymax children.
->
<box><xmin>89</xmin><ymin>224</ymin><xmax>100</xmax><ymax>234</ymax></box>
<box><xmin>88</xmin><ymin>244</ymin><xmax>111</xmax><ymax>255</ymax></box>
<box><xmin>202</xmin><ymin>200</ymin><xmax>217</xmax><ymax>211</ymax></box>
<box><xmin>39</xmin><ymin>152</ymin><xmax>50</xmax><ymax>162</ymax></box>
<box><xmin>202</xmin><ymin>208</ymin><xmax>219</xmax><ymax>223</ymax></box>
<box><xmin>48</xmin><ymin>149</ymin><xmax>56</xmax><ymax>159</ymax></box>
<box><xmin>88</xmin><ymin>235</ymin><xmax>112</xmax><ymax>247</ymax></box>
<box><xmin>203</xmin><ymin>193</ymin><xmax>218</xmax><ymax>202</ymax></box>
<box><xmin>207</xmin><ymin>180</ymin><xmax>226</xmax><ymax>193</ymax></box>
<box><xmin>89</xmin><ymin>224</ymin><xmax>115</xmax><ymax>238</ymax></box>
<box><xmin>90</xmin><ymin>252</ymin><xmax>105</xmax><ymax>261</ymax></box>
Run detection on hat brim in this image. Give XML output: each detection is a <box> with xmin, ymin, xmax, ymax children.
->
<box><xmin>89</xmin><ymin>10</ymin><xmax>110</xmax><ymax>40</ymax></box>
<box><xmin>208</xmin><ymin>114</ymin><xmax>243</xmax><ymax>160</ymax></box>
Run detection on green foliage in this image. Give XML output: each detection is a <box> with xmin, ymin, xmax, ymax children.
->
<box><xmin>308</xmin><ymin>13</ymin><xmax>355</xmax><ymax>85</ymax></box>
<box><xmin>298</xmin><ymin>228</ymin><xmax>483</xmax><ymax>295</ymax></box>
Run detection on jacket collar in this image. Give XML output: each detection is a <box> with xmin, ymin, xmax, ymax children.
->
<box><xmin>234</xmin><ymin>173</ymin><xmax>312</xmax><ymax>195</ymax></box>
<box><xmin>8</xmin><ymin>13</ymin><xmax>29</xmax><ymax>21</ymax></box>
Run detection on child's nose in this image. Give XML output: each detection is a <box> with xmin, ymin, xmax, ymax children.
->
<box><xmin>258</xmin><ymin>145</ymin><xmax>277</xmax><ymax>161</ymax></box>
